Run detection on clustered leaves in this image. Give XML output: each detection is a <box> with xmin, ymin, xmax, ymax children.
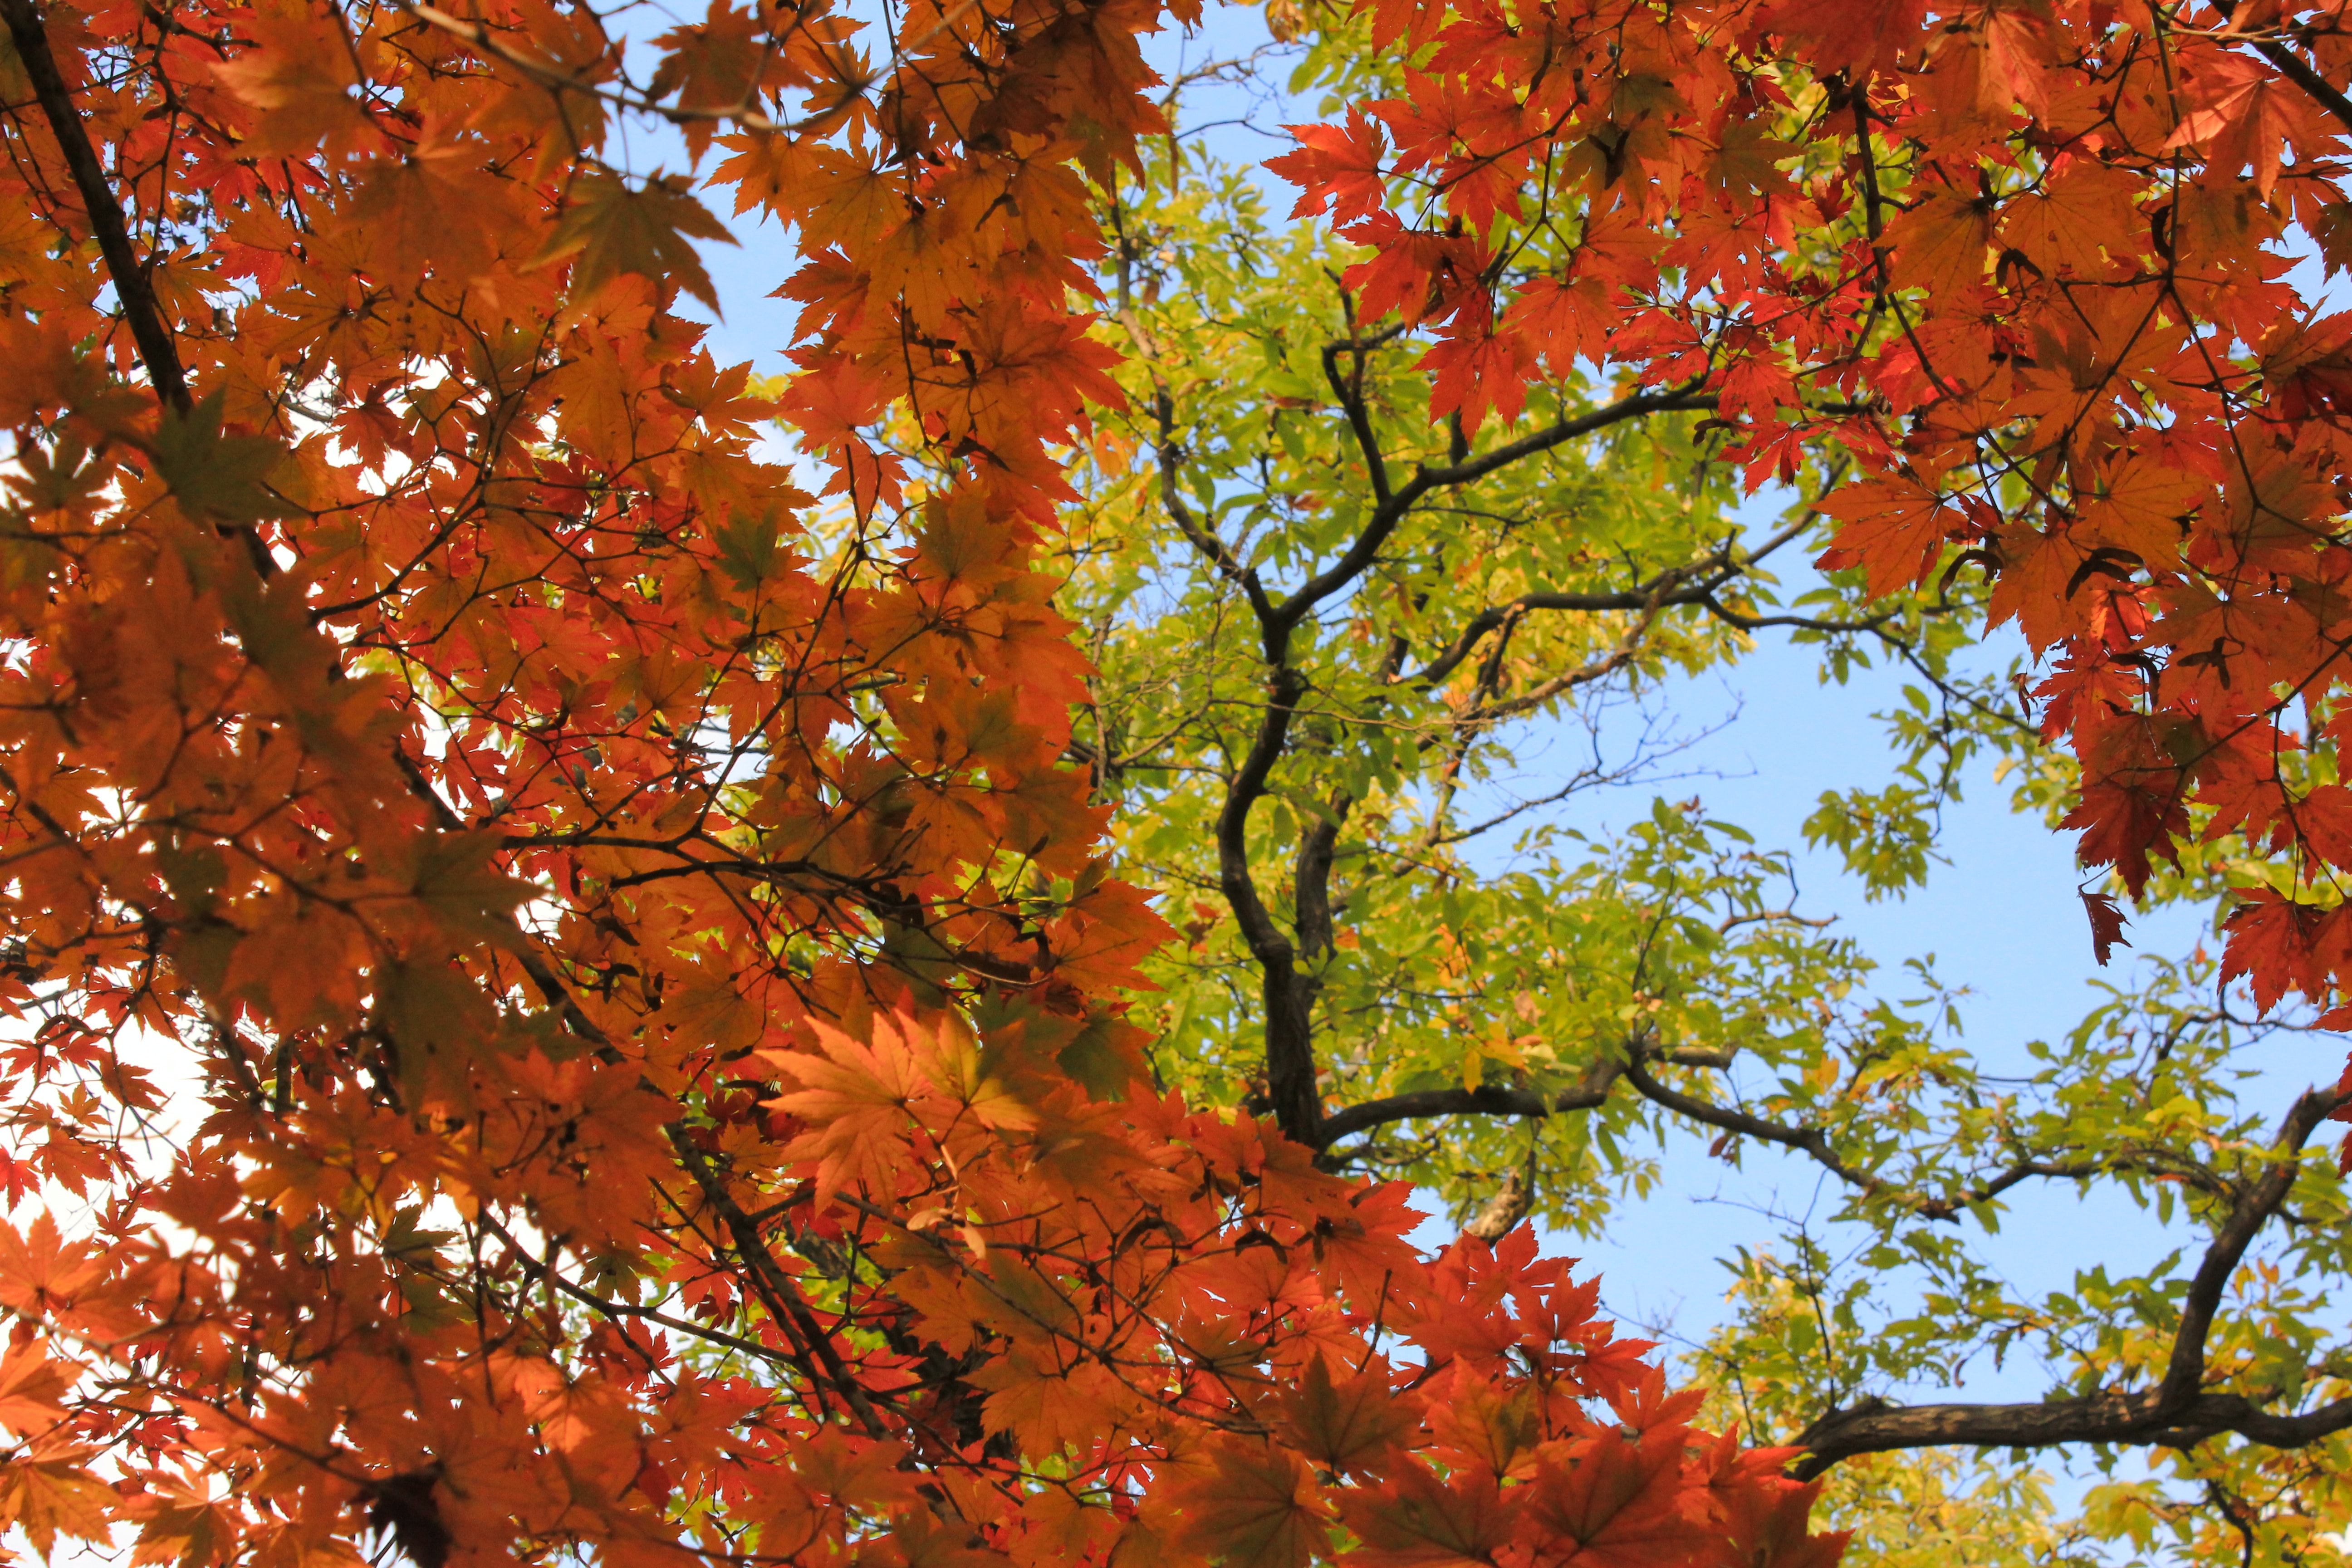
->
<box><xmin>1266</xmin><ymin>0</ymin><xmax>2352</xmax><ymax>1071</ymax></box>
<box><xmin>0</xmin><ymin>0</ymin><xmax>1845</xmax><ymax>1561</ymax></box>
<box><xmin>1051</xmin><ymin>2</ymin><xmax>2352</xmax><ymax>1562</ymax></box>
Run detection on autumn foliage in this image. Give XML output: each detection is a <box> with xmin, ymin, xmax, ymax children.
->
<box><xmin>0</xmin><ymin>0</ymin><xmax>1859</xmax><ymax>1559</ymax></box>
<box><xmin>1265</xmin><ymin>0</ymin><xmax>2352</xmax><ymax>1089</ymax></box>
<box><xmin>3</xmin><ymin>0</ymin><xmax>2347</xmax><ymax>1553</ymax></box>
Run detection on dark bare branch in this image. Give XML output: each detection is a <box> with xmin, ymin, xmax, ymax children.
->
<box><xmin>1321</xmin><ymin>328</ymin><xmax>1404</xmax><ymax>507</ymax></box>
<box><xmin>1316</xmin><ymin>1043</ymin><xmax>1774</xmax><ymax>1146</ymax></box>
<box><xmin>1620</xmin><ymin>1051</ymin><xmax>1882</xmax><ymax>1190</ymax></box>
<box><xmin>0</xmin><ymin>0</ymin><xmax>190</xmax><ymax>412</ymax></box>
<box><xmin>1788</xmin><ymin>1085</ymin><xmax>2352</xmax><ymax>1479</ymax></box>
<box><xmin>1217</xmin><ymin>666</ymin><xmax>1322</xmax><ymax>1144</ymax></box>
<box><xmin>1318</xmin><ymin>1081</ymin><xmax>1575</xmax><ymax>1146</ymax></box>
<box><xmin>1410</xmin><ymin>483</ymin><xmax>1851</xmax><ymax>687</ymax></box>
<box><xmin>2208</xmin><ymin>0</ymin><xmax>2352</xmax><ymax>136</ymax></box>
<box><xmin>1789</xmin><ymin>1389</ymin><xmax>2352</xmax><ymax>1480</ymax></box>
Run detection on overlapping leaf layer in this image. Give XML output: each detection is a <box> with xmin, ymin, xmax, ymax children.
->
<box><xmin>0</xmin><ymin>0</ymin><xmax>1837</xmax><ymax>1562</ymax></box>
<box><xmin>1269</xmin><ymin>0</ymin><xmax>2352</xmax><ymax>1093</ymax></box>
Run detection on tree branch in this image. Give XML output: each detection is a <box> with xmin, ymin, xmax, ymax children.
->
<box><xmin>1113</xmin><ymin>293</ymin><xmax>1278</xmax><ymax>626</ymax></box>
<box><xmin>2252</xmin><ymin>35</ymin><xmax>2352</xmax><ymax>130</ymax></box>
<box><xmin>1788</xmin><ymin>1388</ymin><xmax>2352</xmax><ymax>1480</ymax></box>
<box><xmin>0</xmin><ymin>0</ymin><xmax>190</xmax><ymax>410</ymax></box>
<box><xmin>1409</xmin><ymin>487</ymin><xmax>1843</xmax><ymax>687</ymax></box>
<box><xmin>668</xmin><ymin>1132</ymin><xmax>890</xmax><ymax>1437</ymax></box>
<box><xmin>1321</xmin><ymin>330</ymin><xmax>1401</xmax><ymax>507</ymax></box>
<box><xmin>1618</xmin><ymin>1051</ymin><xmax>1888</xmax><ymax>1189</ymax></box>
<box><xmin>1217</xmin><ymin>666</ymin><xmax>1322</xmax><ymax>1145</ymax></box>
<box><xmin>2207</xmin><ymin>0</ymin><xmax>2352</xmax><ymax>136</ymax></box>
<box><xmin>1314</xmin><ymin>1047</ymin><xmax>1724</xmax><ymax>1146</ymax></box>
<box><xmin>1271</xmin><ymin>383</ymin><xmax>1713</xmax><ymax>632</ymax></box>
<box><xmin>1788</xmin><ymin>1084</ymin><xmax>2351</xmax><ymax>1479</ymax></box>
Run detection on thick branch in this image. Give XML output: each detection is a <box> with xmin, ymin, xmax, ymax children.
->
<box><xmin>1322</xmin><ymin>332</ymin><xmax>1399</xmax><ymax>506</ymax></box>
<box><xmin>2158</xmin><ymin>1084</ymin><xmax>2341</xmax><ymax>1409</ymax></box>
<box><xmin>1318</xmin><ymin>1051</ymin><xmax>1670</xmax><ymax>1146</ymax></box>
<box><xmin>1788</xmin><ymin>1085</ymin><xmax>2350</xmax><ymax>1479</ymax></box>
<box><xmin>1294</xmin><ymin>809</ymin><xmax>1343</xmax><ymax>958</ymax></box>
<box><xmin>1217</xmin><ymin>666</ymin><xmax>1322</xmax><ymax>1145</ymax></box>
<box><xmin>0</xmin><ymin>0</ymin><xmax>189</xmax><ymax>411</ymax></box>
<box><xmin>1789</xmin><ymin>1389</ymin><xmax>2352</xmax><ymax>1479</ymax></box>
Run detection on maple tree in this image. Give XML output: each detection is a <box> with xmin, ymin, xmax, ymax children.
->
<box><xmin>7</xmin><ymin>0</ymin><xmax>2352</xmax><ymax>1553</ymax></box>
<box><xmin>0</xmin><ymin>0</ymin><xmax>1850</xmax><ymax>1562</ymax></box>
<box><xmin>1033</xmin><ymin>0</ymin><xmax>2352</xmax><ymax>1562</ymax></box>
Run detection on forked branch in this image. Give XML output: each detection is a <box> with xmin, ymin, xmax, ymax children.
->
<box><xmin>1787</xmin><ymin>1084</ymin><xmax>2352</xmax><ymax>1479</ymax></box>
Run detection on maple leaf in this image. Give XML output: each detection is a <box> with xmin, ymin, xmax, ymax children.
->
<box><xmin>1983</xmin><ymin>521</ymin><xmax>2086</xmax><ymax>652</ymax></box>
<box><xmin>1170</xmin><ymin>1443</ymin><xmax>1327</xmax><ymax>1568</ymax></box>
<box><xmin>2076</xmin><ymin>456</ymin><xmax>2207</xmax><ymax>574</ymax></box>
<box><xmin>1814</xmin><ymin>473</ymin><xmax>1959</xmax><ymax>598</ymax></box>
<box><xmin>1267</xmin><ymin>108</ymin><xmax>1392</xmax><ymax>225</ymax></box>
<box><xmin>1718</xmin><ymin>1481</ymin><xmax>1849</xmax><ymax>1568</ymax></box>
<box><xmin>1999</xmin><ymin>158</ymin><xmax>2146</xmax><ymax>280</ymax></box>
<box><xmin>2081</xmin><ymin>888</ymin><xmax>2132</xmax><ymax>967</ymax></box>
<box><xmin>0</xmin><ymin>1213</ymin><xmax>105</xmax><ymax>1318</ymax></box>
<box><xmin>1338</xmin><ymin>1460</ymin><xmax>1518</xmax><ymax>1568</ymax></box>
<box><xmin>0</xmin><ymin>1341</ymin><xmax>79</xmax><ymax>1436</ymax></box>
<box><xmin>0</xmin><ymin>1453</ymin><xmax>117</xmax><ymax>1556</ymax></box>
<box><xmin>150</xmin><ymin>393</ymin><xmax>297</xmax><ymax>525</ymax></box>
<box><xmin>1883</xmin><ymin>185</ymin><xmax>1995</xmax><ymax>299</ymax></box>
<box><xmin>1502</xmin><ymin>273</ymin><xmax>1614</xmax><ymax>377</ymax></box>
<box><xmin>1761</xmin><ymin>0</ymin><xmax>1926</xmax><ymax>76</ymax></box>
<box><xmin>0</xmin><ymin>1148</ymin><xmax>32</xmax><ymax>1211</ymax></box>
<box><xmin>128</xmin><ymin>1490</ymin><xmax>240</xmax><ymax>1568</ymax></box>
<box><xmin>211</xmin><ymin>8</ymin><xmax>366</xmax><ymax>157</ymax></box>
<box><xmin>966</xmin><ymin>1345</ymin><xmax>1126</xmax><ymax>1455</ymax></box>
<box><xmin>1707</xmin><ymin>118</ymin><xmax>1797</xmax><ymax>197</ymax></box>
<box><xmin>1519</xmin><ymin>1436</ymin><xmax>1693</xmax><ymax>1568</ymax></box>
<box><xmin>649</xmin><ymin>2</ymin><xmax>765</xmax><ymax>159</ymax></box>
<box><xmin>534</xmin><ymin>171</ymin><xmax>737</xmax><ymax>313</ymax></box>
<box><xmin>1275</xmin><ymin>1357</ymin><xmax>1418</xmax><ymax>1480</ymax></box>
<box><xmin>402</xmin><ymin>831</ymin><xmax>532</xmax><ymax>947</ymax></box>
<box><xmin>2221</xmin><ymin>892</ymin><xmax>2336</xmax><ymax>1015</ymax></box>
<box><xmin>2168</xmin><ymin>53</ymin><xmax>2332</xmax><ymax>199</ymax></box>
<box><xmin>766</xmin><ymin>1015</ymin><xmax>941</xmax><ymax>1201</ymax></box>
<box><xmin>1424</xmin><ymin>1367</ymin><xmax>1538</xmax><ymax>1480</ymax></box>
<box><xmin>795</xmin><ymin>149</ymin><xmax>908</xmax><ymax>255</ymax></box>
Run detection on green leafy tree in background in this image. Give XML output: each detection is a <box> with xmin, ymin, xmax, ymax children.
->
<box><xmin>1024</xmin><ymin>19</ymin><xmax>2352</xmax><ymax>1565</ymax></box>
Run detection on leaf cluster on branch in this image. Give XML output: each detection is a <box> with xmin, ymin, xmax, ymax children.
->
<box><xmin>0</xmin><ymin>0</ymin><xmax>1844</xmax><ymax>1561</ymax></box>
<box><xmin>4</xmin><ymin>0</ymin><xmax>2352</xmax><ymax>1561</ymax></box>
<box><xmin>1036</xmin><ymin>0</ymin><xmax>2352</xmax><ymax>1561</ymax></box>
